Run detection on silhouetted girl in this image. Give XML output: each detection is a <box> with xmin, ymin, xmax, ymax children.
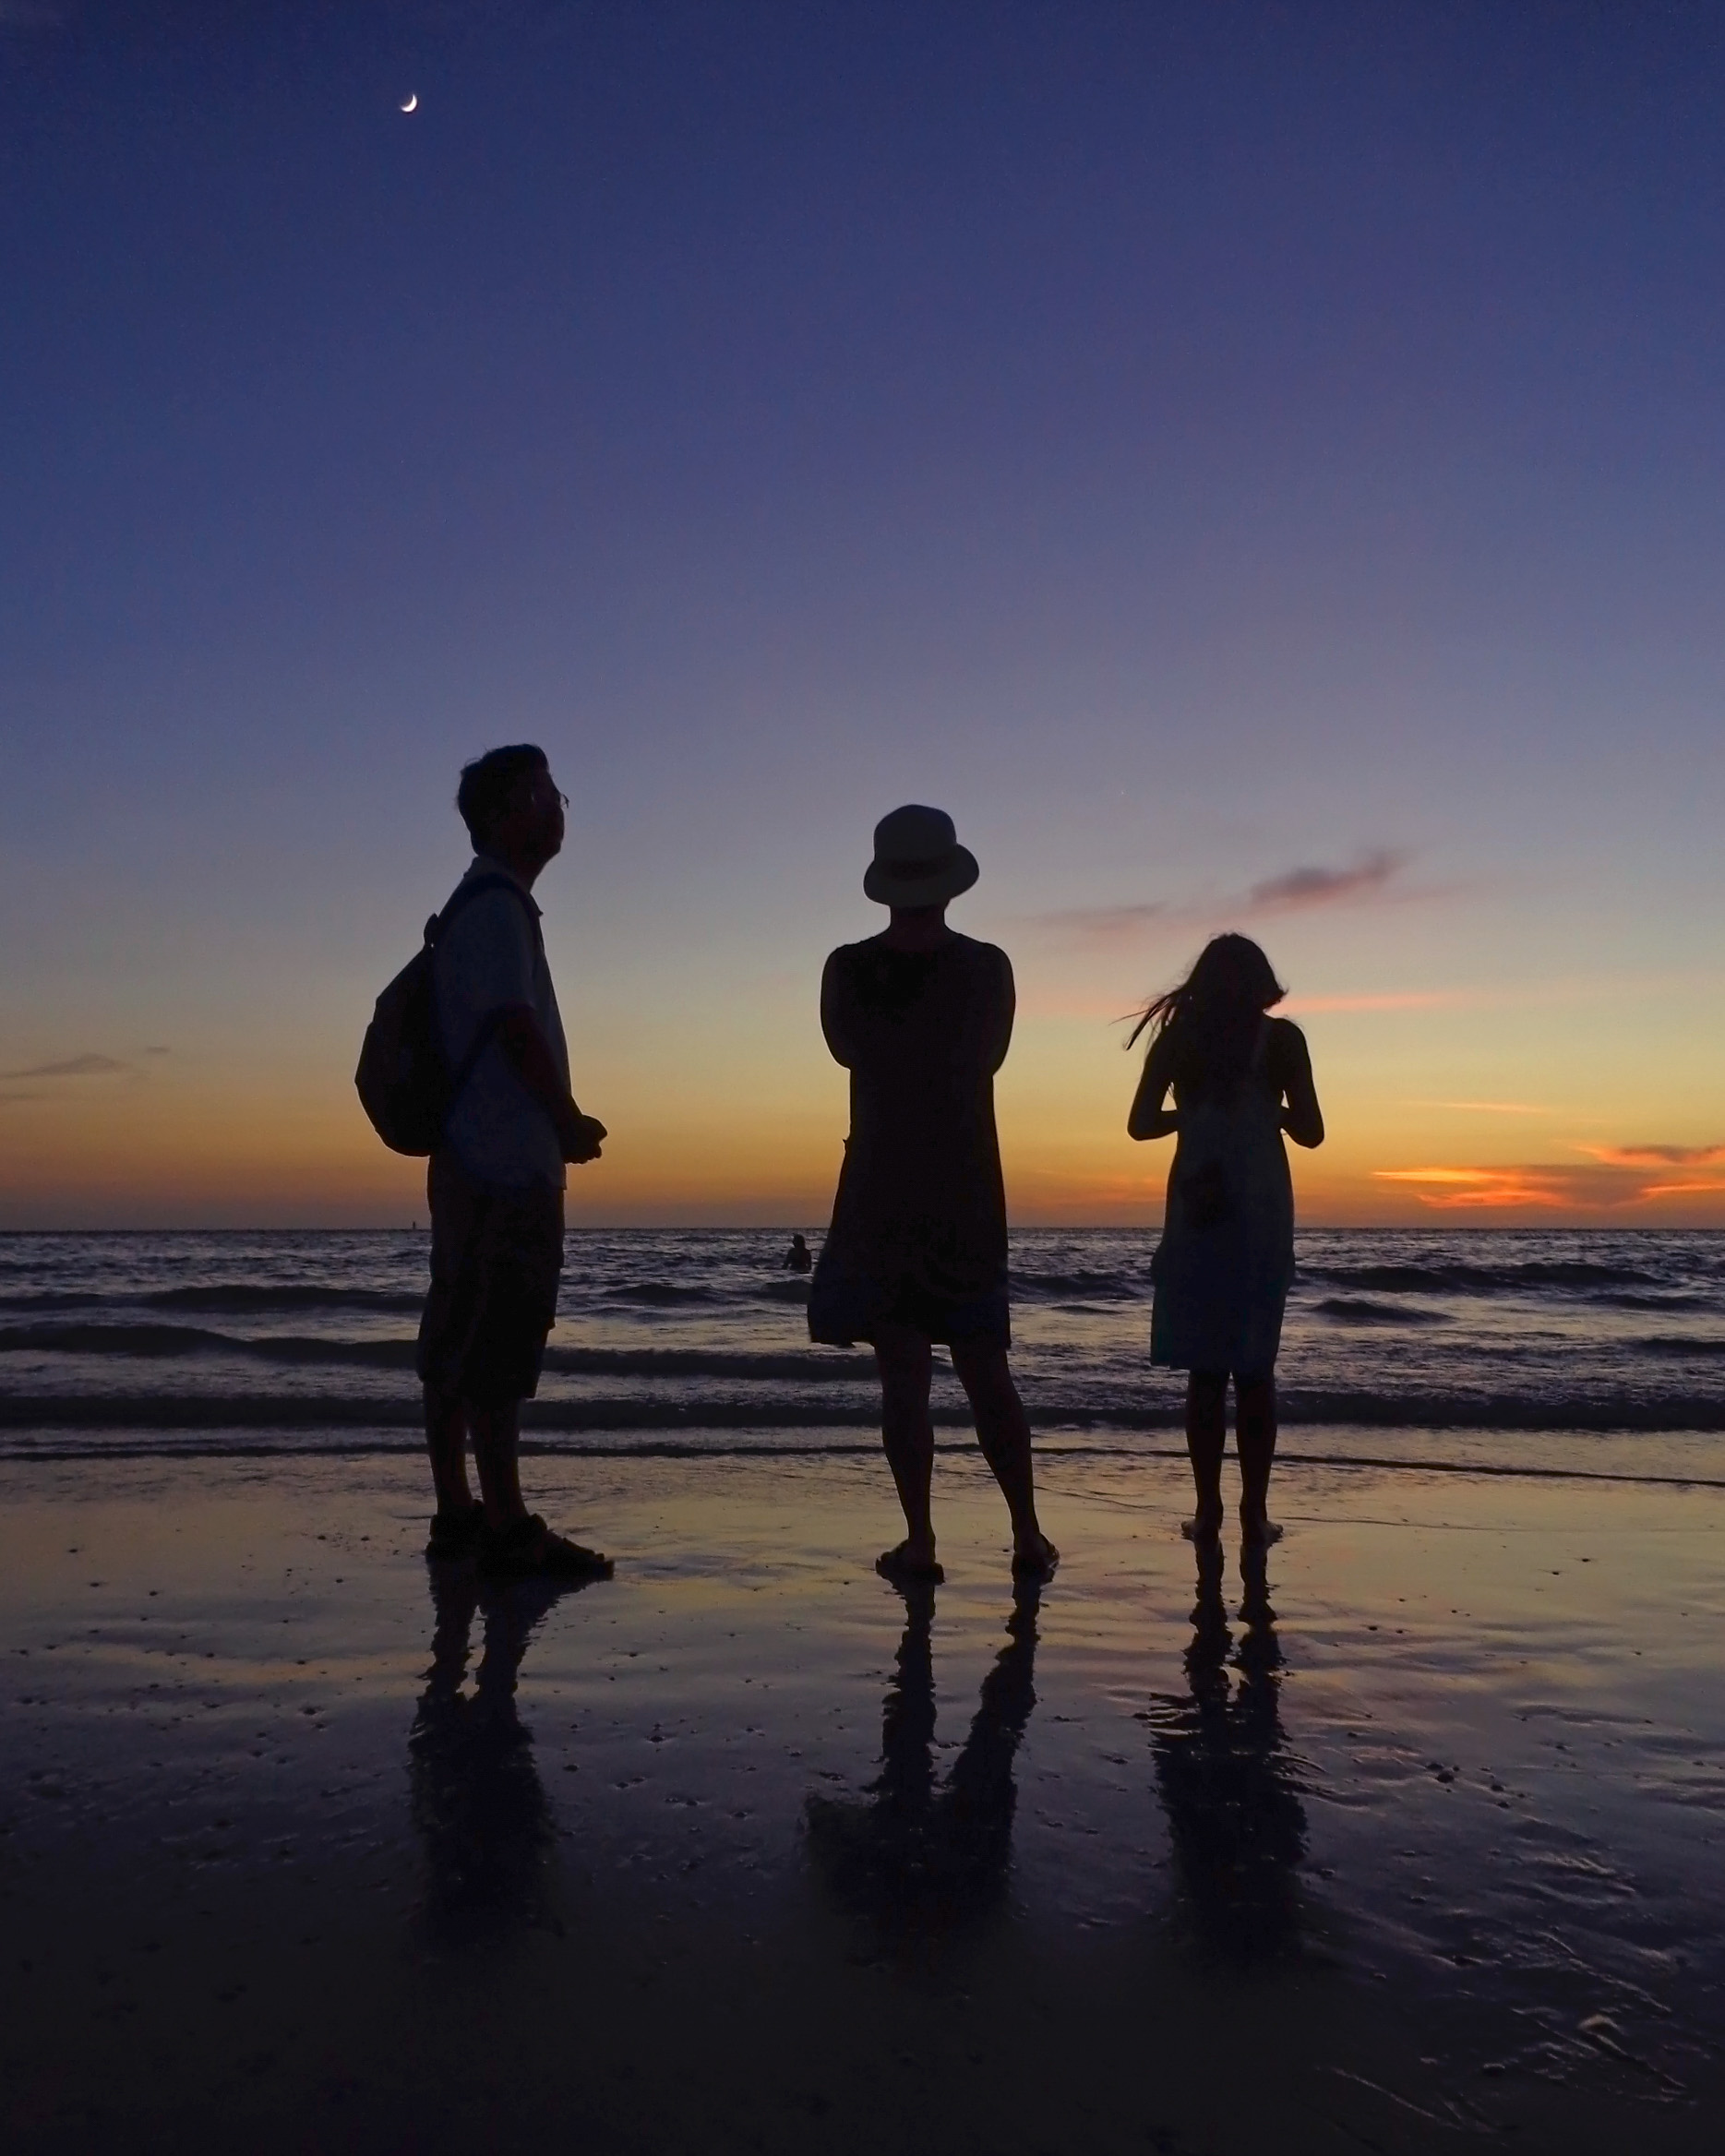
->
<box><xmin>1127</xmin><ymin>935</ymin><xmax>1324</xmax><ymax>1546</ymax></box>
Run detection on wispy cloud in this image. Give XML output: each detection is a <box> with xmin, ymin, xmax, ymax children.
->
<box><xmin>1372</xmin><ymin>1167</ymin><xmax>1575</xmax><ymax>1209</ymax></box>
<box><xmin>1579</xmin><ymin>1142</ymin><xmax>1725</xmax><ymax>1167</ymax></box>
<box><xmin>1284</xmin><ymin>991</ymin><xmax>1454</xmax><ymax>1014</ymax></box>
<box><xmin>1246</xmin><ymin>849</ymin><xmax>1405</xmax><ymax>912</ymax></box>
<box><xmin>1029</xmin><ymin>902</ymin><xmax>1168</xmax><ymax>947</ymax></box>
<box><xmin>1024</xmin><ymin>846</ymin><xmax>1414</xmax><ymax>952</ymax></box>
<box><xmin>1407</xmin><ymin>1098</ymin><xmax>1551</xmax><ymax>1115</ymax></box>
<box><xmin>1373</xmin><ymin>1159</ymin><xmax>1725</xmax><ymax>1211</ymax></box>
<box><xmin>0</xmin><ymin>1053</ymin><xmax>126</xmax><ymax>1080</ymax></box>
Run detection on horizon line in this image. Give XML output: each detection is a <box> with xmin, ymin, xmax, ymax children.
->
<box><xmin>2</xmin><ymin>1220</ymin><xmax>1723</xmax><ymax>1236</ymax></box>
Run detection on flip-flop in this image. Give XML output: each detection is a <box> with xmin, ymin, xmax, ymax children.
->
<box><xmin>875</xmin><ymin>1542</ymin><xmax>944</xmax><ymax>1586</ymax></box>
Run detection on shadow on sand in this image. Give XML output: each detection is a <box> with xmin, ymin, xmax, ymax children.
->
<box><xmin>1147</xmin><ymin>1543</ymin><xmax>1309</xmax><ymax>1962</ymax></box>
<box><xmin>408</xmin><ymin>1563</ymin><xmax>598</xmax><ymax>1946</ymax></box>
<box><xmin>805</xmin><ymin>1579</ymin><xmax>1040</xmax><ymax>1938</ymax></box>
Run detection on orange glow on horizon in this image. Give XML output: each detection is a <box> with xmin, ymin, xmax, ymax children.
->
<box><xmin>5</xmin><ymin>994</ymin><xmax>1725</xmax><ymax>1228</ymax></box>
<box><xmin>1371</xmin><ymin>1161</ymin><xmax>1725</xmax><ymax>1215</ymax></box>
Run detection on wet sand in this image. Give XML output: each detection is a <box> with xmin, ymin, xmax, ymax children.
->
<box><xmin>3</xmin><ymin>1445</ymin><xmax>1723</xmax><ymax>2153</ymax></box>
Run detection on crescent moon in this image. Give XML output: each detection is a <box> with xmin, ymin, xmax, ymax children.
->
<box><xmin>401</xmin><ymin>92</ymin><xmax>418</xmax><ymax>114</ymax></box>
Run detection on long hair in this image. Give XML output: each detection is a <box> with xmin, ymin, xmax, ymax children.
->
<box><xmin>1126</xmin><ymin>934</ymin><xmax>1287</xmax><ymax>1098</ymax></box>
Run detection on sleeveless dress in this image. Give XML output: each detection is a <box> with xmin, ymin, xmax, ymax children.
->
<box><xmin>1149</xmin><ymin>1019</ymin><xmax>1295</xmax><ymax>1380</ymax></box>
<box><xmin>809</xmin><ymin>935</ymin><xmax>1012</xmax><ymax>1348</ymax></box>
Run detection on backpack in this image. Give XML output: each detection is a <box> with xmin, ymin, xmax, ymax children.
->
<box><xmin>354</xmin><ymin>873</ymin><xmax>536</xmax><ymax>1156</ymax></box>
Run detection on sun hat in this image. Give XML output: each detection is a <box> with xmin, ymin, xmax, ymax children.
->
<box><xmin>862</xmin><ymin>804</ymin><xmax>980</xmax><ymax>908</ymax></box>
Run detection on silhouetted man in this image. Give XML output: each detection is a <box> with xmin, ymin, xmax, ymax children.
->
<box><xmin>415</xmin><ymin>744</ymin><xmax>612</xmax><ymax>1578</ymax></box>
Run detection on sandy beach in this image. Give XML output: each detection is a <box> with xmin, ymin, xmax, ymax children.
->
<box><xmin>4</xmin><ymin>1445</ymin><xmax>1722</xmax><ymax>2153</ymax></box>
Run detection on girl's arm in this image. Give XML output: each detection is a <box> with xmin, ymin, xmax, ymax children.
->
<box><xmin>1275</xmin><ymin>1021</ymin><xmax>1324</xmax><ymax>1148</ymax></box>
<box><xmin>1127</xmin><ymin>1030</ymin><xmax>1179</xmax><ymax>1141</ymax></box>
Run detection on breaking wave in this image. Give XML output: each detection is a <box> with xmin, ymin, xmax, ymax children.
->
<box><xmin>1300</xmin><ymin>1261</ymin><xmax>1669</xmax><ymax>1296</ymax></box>
<box><xmin>2</xmin><ymin>1387</ymin><xmax>1721</xmax><ymax>1434</ymax></box>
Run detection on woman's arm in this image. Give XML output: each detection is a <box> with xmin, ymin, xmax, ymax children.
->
<box><xmin>819</xmin><ymin>951</ymin><xmax>857</xmax><ymax>1068</ymax></box>
<box><xmin>1275</xmin><ymin>1021</ymin><xmax>1324</xmax><ymax>1148</ymax></box>
<box><xmin>985</xmin><ymin>949</ymin><xmax>1016</xmax><ymax>1074</ymax></box>
<box><xmin>1126</xmin><ymin>1030</ymin><xmax>1180</xmax><ymax>1141</ymax></box>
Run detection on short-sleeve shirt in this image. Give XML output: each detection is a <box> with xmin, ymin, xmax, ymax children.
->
<box><xmin>433</xmin><ymin>856</ymin><xmax>570</xmax><ymax>1192</ymax></box>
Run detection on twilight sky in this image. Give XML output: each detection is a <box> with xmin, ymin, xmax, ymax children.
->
<box><xmin>2</xmin><ymin>0</ymin><xmax>1721</xmax><ymax>1228</ymax></box>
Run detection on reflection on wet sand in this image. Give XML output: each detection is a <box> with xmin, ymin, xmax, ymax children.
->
<box><xmin>408</xmin><ymin>1563</ymin><xmax>594</xmax><ymax>1945</ymax></box>
<box><xmin>806</xmin><ymin>1581</ymin><xmax>1040</xmax><ymax>1932</ymax></box>
<box><xmin>1150</xmin><ymin>1545</ymin><xmax>1307</xmax><ymax>1960</ymax></box>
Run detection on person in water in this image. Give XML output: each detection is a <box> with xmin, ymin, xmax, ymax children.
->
<box><xmin>1127</xmin><ymin>934</ymin><xmax>1324</xmax><ymax>1548</ymax></box>
<box><xmin>783</xmin><ymin>1233</ymin><xmax>813</xmax><ymax>1273</ymax></box>
<box><xmin>809</xmin><ymin>805</ymin><xmax>1058</xmax><ymax>1585</ymax></box>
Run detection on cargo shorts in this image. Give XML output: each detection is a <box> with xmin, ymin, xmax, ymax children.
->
<box><xmin>415</xmin><ymin>1151</ymin><xmax>564</xmax><ymax>1408</ymax></box>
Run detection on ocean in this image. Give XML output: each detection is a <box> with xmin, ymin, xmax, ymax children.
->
<box><xmin>6</xmin><ymin>1228</ymin><xmax>1725</xmax><ymax>2133</ymax></box>
<box><xmin>2</xmin><ymin>1227</ymin><xmax>1722</xmax><ymax>1483</ymax></box>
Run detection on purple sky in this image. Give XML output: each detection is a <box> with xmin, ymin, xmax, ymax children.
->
<box><xmin>2</xmin><ymin>2</ymin><xmax>1722</xmax><ymax>1224</ymax></box>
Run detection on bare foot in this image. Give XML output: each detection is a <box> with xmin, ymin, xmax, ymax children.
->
<box><xmin>1240</xmin><ymin>1510</ymin><xmax>1284</xmax><ymax>1549</ymax></box>
<box><xmin>1012</xmin><ymin>1529</ymin><xmax>1059</xmax><ymax>1580</ymax></box>
<box><xmin>876</xmin><ymin>1539</ymin><xmax>944</xmax><ymax>1585</ymax></box>
<box><xmin>1181</xmin><ymin>1505</ymin><xmax>1224</xmax><ymax>1545</ymax></box>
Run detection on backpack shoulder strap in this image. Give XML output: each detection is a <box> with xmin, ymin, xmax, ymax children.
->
<box><xmin>427</xmin><ymin>870</ymin><xmax>540</xmax><ymax>949</ymax></box>
<box><xmin>425</xmin><ymin>873</ymin><xmax>545</xmax><ymax>1121</ymax></box>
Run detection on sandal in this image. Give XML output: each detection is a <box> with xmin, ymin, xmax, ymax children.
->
<box><xmin>425</xmin><ymin>1499</ymin><xmax>486</xmax><ymax>1561</ymax></box>
<box><xmin>479</xmin><ymin>1513</ymin><xmax>615</xmax><ymax>1581</ymax></box>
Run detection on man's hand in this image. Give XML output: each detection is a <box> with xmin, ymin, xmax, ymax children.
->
<box><xmin>559</xmin><ymin>1111</ymin><xmax>607</xmax><ymax>1166</ymax></box>
<box><xmin>493</xmin><ymin>1009</ymin><xmax>607</xmax><ymax>1166</ymax></box>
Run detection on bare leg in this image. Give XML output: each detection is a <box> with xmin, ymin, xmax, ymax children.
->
<box><xmin>1183</xmin><ymin>1371</ymin><xmax>1228</xmax><ymax>1543</ymax></box>
<box><xmin>1236</xmin><ymin>1375</ymin><xmax>1281</xmax><ymax>1546</ymax></box>
<box><xmin>950</xmin><ymin>1340</ymin><xmax>1057</xmax><ymax>1573</ymax></box>
<box><xmin>873</xmin><ymin>1324</ymin><xmax>939</xmax><ymax>1571</ymax></box>
<box><xmin>423</xmin><ymin>1385</ymin><xmax>475</xmax><ymax>1515</ymax></box>
<box><xmin>468</xmin><ymin>1402</ymin><xmax>529</xmax><ymax>1529</ymax></box>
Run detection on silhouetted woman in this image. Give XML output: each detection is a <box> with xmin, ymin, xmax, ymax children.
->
<box><xmin>1127</xmin><ymin>934</ymin><xmax>1324</xmax><ymax>1546</ymax></box>
<box><xmin>809</xmin><ymin>805</ymin><xmax>1057</xmax><ymax>1584</ymax></box>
